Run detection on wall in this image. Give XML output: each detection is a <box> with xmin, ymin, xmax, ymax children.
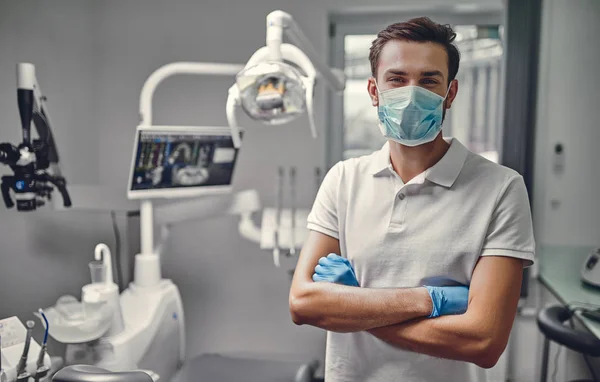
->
<box><xmin>0</xmin><ymin>0</ymin><xmax>504</xmax><ymax>374</ymax></box>
<box><xmin>533</xmin><ymin>0</ymin><xmax>600</xmax><ymax>247</ymax></box>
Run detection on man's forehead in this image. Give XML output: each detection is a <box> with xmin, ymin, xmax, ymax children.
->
<box><xmin>378</xmin><ymin>40</ymin><xmax>449</xmax><ymax>76</ymax></box>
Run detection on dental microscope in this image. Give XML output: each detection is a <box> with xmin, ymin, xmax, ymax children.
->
<box><xmin>0</xmin><ymin>63</ymin><xmax>71</xmax><ymax>212</ymax></box>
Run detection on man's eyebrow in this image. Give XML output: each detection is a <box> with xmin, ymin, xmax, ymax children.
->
<box><xmin>422</xmin><ymin>70</ymin><xmax>444</xmax><ymax>78</ymax></box>
<box><xmin>384</xmin><ymin>70</ymin><xmax>409</xmax><ymax>76</ymax></box>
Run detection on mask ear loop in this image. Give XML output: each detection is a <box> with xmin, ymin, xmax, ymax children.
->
<box><xmin>443</xmin><ymin>80</ymin><xmax>453</xmax><ymax>101</ymax></box>
<box><xmin>374</xmin><ymin>78</ymin><xmax>382</xmax><ymax>94</ymax></box>
<box><xmin>373</xmin><ymin>78</ymin><xmax>383</xmax><ymax>103</ymax></box>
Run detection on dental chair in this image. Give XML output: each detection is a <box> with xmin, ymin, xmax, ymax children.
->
<box><xmin>53</xmin><ymin>354</ymin><xmax>319</xmax><ymax>382</ymax></box>
<box><xmin>537</xmin><ymin>305</ymin><xmax>600</xmax><ymax>382</ymax></box>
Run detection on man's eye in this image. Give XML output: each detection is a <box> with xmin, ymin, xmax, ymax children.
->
<box><xmin>421</xmin><ymin>79</ymin><xmax>438</xmax><ymax>85</ymax></box>
<box><xmin>389</xmin><ymin>78</ymin><xmax>404</xmax><ymax>83</ymax></box>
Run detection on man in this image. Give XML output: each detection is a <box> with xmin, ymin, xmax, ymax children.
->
<box><xmin>289</xmin><ymin>17</ymin><xmax>535</xmax><ymax>382</ymax></box>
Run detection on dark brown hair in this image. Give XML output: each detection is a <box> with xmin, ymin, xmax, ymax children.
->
<box><xmin>369</xmin><ymin>17</ymin><xmax>460</xmax><ymax>84</ymax></box>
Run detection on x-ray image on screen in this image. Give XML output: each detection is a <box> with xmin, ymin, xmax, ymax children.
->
<box><xmin>130</xmin><ymin>130</ymin><xmax>239</xmax><ymax>192</ymax></box>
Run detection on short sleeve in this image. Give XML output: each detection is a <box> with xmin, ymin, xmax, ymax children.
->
<box><xmin>480</xmin><ymin>175</ymin><xmax>536</xmax><ymax>267</ymax></box>
<box><xmin>306</xmin><ymin>161</ymin><xmax>342</xmax><ymax>239</ymax></box>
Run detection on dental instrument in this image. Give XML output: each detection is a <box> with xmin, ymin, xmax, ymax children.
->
<box><xmin>273</xmin><ymin>166</ymin><xmax>284</xmax><ymax>267</ymax></box>
<box><xmin>0</xmin><ymin>316</ymin><xmax>51</xmax><ymax>382</ymax></box>
<box><xmin>15</xmin><ymin>321</ymin><xmax>34</xmax><ymax>382</ymax></box>
<box><xmin>33</xmin><ymin>310</ymin><xmax>50</xmax><ymax>382</ymax></box>
<box><xmin>289</xmin><ymin>166</ymin><xmax>297</xmax><ymax>256</ymax></box>
<box><xmin>1</xmin><ymin>336</ymin><xmax>6</xmax><ymax>382</ymax></box>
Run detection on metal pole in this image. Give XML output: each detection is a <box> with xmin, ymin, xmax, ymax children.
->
<box><xmin>540</xmin><ymin>338</ymin><xmax>550</xmax><ymax>382</ymax></box>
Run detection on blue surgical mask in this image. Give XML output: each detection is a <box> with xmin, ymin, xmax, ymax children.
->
<box><xmin>376</xmin><ymin>83</ymin><xmax>449</xmax><ymax>146</ymax></box>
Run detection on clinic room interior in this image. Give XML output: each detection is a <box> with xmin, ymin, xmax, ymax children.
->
<box><xmin>0</xmin><ymin>0</ymin><xmax>599</xmax><ymax>382</ymax></box>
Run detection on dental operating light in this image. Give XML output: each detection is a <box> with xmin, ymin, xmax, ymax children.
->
<box><xmin>227</xmin><ymin>10</ymin><xmax>346</xmax><ymax>145</ymax></box>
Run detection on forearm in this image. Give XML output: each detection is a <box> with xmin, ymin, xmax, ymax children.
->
<box><xmin>289</xmin><ymin>282</ymin><xmax>432</xmax><ymax>332</ymax></box>
<box><xmin>368</xmin><ymin>313</ymin><xmax>505</xmax><ymax>368</ymax></box>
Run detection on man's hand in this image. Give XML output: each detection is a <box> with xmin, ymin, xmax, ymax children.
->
<box><xmin>425</xmin><ymin>286</ymin><xmax>469</xmax><ymax>317</ymax></box>
<box><xmin>290</xmin><ymin>231</ymin><xmax>434</xmax><ymax>332</ymax></box>
<box><xmin>312</xmin><ymin>254</ymin><xmax>468</xmax><ymax>317</ymax></box>
<box><xmin>312</xmin><ymin>253</ymin><xmax>360</xmax><ymax>287</ymax></box>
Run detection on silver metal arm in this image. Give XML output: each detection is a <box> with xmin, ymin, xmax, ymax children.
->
<box><xmin>266</xmin><ymin>11</ymin><xmax>346</xmax><ymax>92</ymax></box>
<box><xmin>138</xmin><ymin>62</ymin><xmax>244</xmax><ymax>127</ymax></box>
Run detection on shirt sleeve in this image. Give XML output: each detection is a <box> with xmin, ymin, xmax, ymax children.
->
<box><xmin>480</xmin><ymin>174</ymin><xmax>536</xmax><ymax>267</ymax></box>
<box><xmin>306</xmin><ymin>161</ymin><xmax>342</xmax><ymax>239</ymax></box>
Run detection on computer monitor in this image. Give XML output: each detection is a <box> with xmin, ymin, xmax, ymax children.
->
<box><xmin>127</xmin><ymin>125</ymin><xmax>241</xmax><ymax>199</ymax></box>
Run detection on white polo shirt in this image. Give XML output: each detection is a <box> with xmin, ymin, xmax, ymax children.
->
<box><xmin>307</xmin><ymin>138</ymin><xmax>535</xmax><ymax>382</ymax></box>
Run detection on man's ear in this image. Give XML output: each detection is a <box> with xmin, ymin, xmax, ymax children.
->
<box><xmin>444</xmin><ymin>80</ymin><xmax>459</xmax><ymax>109</ymax></box>
<box><xmin>367</xmin><ymin>77</ymin><xmax>379</xmax><ymax>106</ymax></box>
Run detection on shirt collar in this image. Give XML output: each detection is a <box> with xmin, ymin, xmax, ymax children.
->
<box><xmin>369</xmin><ymin>138</ymin><xmax>469</xmax><ymax>188</ymax></box>
<box><xmin>369</xmin><ymin>141</ymin><xmax>394</xmax><ymax>177</ymax></box>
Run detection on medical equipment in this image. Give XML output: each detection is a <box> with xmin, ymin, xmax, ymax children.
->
<box><xmin>376</xmin><ymin>84</ymin><xmax>448</xmax><ymax>147</ymax></box>
<box><xmin>260</xmin><ymin>166</ymin><xmax>314</xmax><ymax>267</ymax></box>
<box><xmin>227</xmin><ymin>10</ymin><xmax>346</xmax><ymax>146</ymax></box>
<box><xmin>35</xmin><ymin>128</ymin><xmax>248</xmax><ymax>380</ymax></box>
<box><xmin>127</xmin><ymin>126</ymin><xmax>240</xmax><ymax>200</ymax></box>
<box><xmin>0</xmin><ymin>316</ymin><xmax>52</xmax><ymax>382</ymax></box>
<box><xmin>40</xmin><ymin>123</ymin><xmax>316</xmax><ymax>381</ymax></box>
<box><xmin>0</xmin><ymin>346</ymin><xmax>5</xmax><ymax>382</ymax></box>
<box><xmin>0</xmin><ymin>63</ymin><xmax>71</xmax><ymax>211</ymax></box>
<box><xmin>133</xmin><ymin>9</ymin><xmax>345</xmax><ymax>261</ymax></box>
<box><xmin>34</xmin><ymin>311</ymin><xmax>50</xmax><ymax>382</ymax></box>
<box><xmin>15</xmin><ymin>320</ymin><xmax>35</xmax><ymax>381</ymax></box>
<box><xmin>40</xmin><ymin>244</ymin><xmax>124</xmax><ymax>346</ymax></box>
<box><xmin>581</xmin><ymin>248</ymin><xmax>600</xmax><ymax>288</ymax></box>
<box><xmin>289</xmin><ymin>166</ymin><xmax>297</xmax><ymax>257</ymax></box>
<box><xmin>272</xmin><ymin>166</ymin><xmax>284</xmax><ymax>267</ymax></box>
<box><xmin>1</xmin><ymin>337</ymin><xmax>6</xmax><ymax>382</ymax></box>
<box><xmin>52</xmin><ymin>366</ymin><xmax>154</xmax><ymax>382</ymax></box>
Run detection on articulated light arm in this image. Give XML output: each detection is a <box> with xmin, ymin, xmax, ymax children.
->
<box><xmin>138</xmin><ymin>62</ymin><xmax>245</xmax><ymax>148</ymax></box>
<box><xmin>266</xmin><ymin>10</ymin><xmax>346</xmax><ymax>92</ymax></box>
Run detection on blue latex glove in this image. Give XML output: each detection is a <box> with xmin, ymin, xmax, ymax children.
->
<box><xmin>424</xmin><ymin>285</ymin><xmax>469</xmax><ymax>318</ymax></box>
<box><xmin>312</xmin><ymin>253</ymin><xmax>360</xmax><ymax>287</ymax></box>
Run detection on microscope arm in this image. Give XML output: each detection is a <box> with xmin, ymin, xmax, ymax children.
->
<box><xmin>18</xmin><ymin>63</ymin><xmax>62</xmax><ymax>174</ymax></box>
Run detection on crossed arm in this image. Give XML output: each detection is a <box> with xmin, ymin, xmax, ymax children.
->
<box><xmin>289</xmin><ymin>231</ymin><xmax>524</xmax><ymax>369</ymax></box>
